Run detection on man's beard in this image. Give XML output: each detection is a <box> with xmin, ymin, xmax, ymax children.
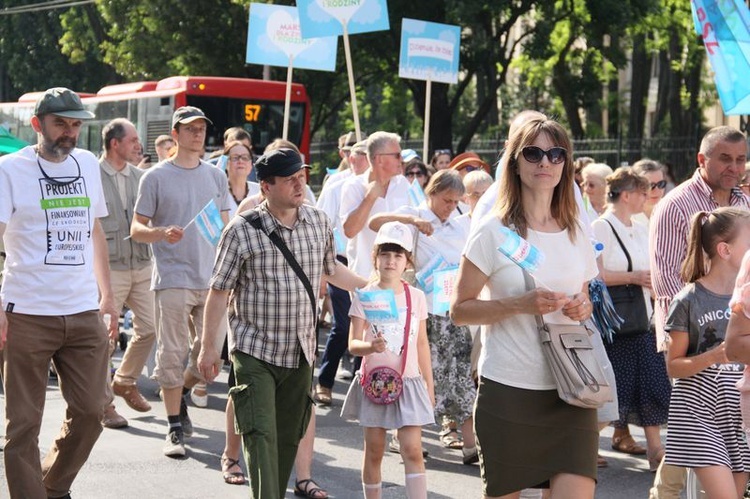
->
<box><xmin>41</xmin><ymin>136</ymin><xmax>76</xmax><ymax>159</ymax></box>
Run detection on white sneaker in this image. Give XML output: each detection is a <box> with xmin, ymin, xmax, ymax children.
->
<box><xmin>190</xmin><ymin>383</ymin><xmax>208</xmax><ymax>408</ymax></box>
<box><xmin>163</xmin><ymin>429</ymin><xmax>185</xmax><ymax>458</ymax></box>
<box><xmin>338</xmin><ymin>368</ymin><xmax>354</xmax><ymax>380</ymax></box>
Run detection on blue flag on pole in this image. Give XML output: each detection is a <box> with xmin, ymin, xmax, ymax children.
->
<box><xmin>692</xmin><ymin>0</ymin><xmax>750</xmax><ymax>115</ymax></box>
<box><xmin>193</xmin><ymin>199</ymin><xmax>225</xmax><ymax>246</ymax></box>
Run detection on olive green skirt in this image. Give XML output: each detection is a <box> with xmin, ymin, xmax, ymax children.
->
<box><xmin>474</xmin><ymin>377</ymin><xmax>598</xmax><ymax>496</ymax></box>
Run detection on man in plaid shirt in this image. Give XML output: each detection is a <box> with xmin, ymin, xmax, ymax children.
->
<box><xmin>198</xmin><ymin>148</ymin><xmax>365</xmax><ymax>499</ymax></box>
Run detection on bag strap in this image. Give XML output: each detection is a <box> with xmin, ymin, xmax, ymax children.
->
<box><xmin>521</xmin><ymin>269</ymin><xmax>547</xmax><ymax>331</ymax></box>
<box><xmin>240</xmin><ymin>210</ymin><xmax>318</xmax><ymax>326</ymax></box>
<box><xmin>361</xmin><ymin>281</ymin><xmax>412</xmax><ymax>385</ymax></box>
<box><xmin>603</xmin><ymin>218</ymin><xmax>633</xmax><ymax>272</ymax></box>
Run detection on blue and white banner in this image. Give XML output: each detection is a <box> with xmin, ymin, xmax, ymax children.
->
<box><xmin>691</xmin><ymin>0</ymin><xmax>750</xmax><ymax>114</ymax></box>
<box><xmin>407</xmin><ymin>178</ymin><xmax>427</xmax><ymax>207</ymax></box>
<box><xmin>497</xmin><ymin>226</ymin><xmax>544</xmax><ymax>274</ymax></box>
<box><xmin>215</xmin><ymin>155</ymin><xmax>228</xmax><ymax>173</ymax></box>
<box><xmin>246</xmin><ymin>3</ymin><xmax>338</xmax><ymax>71</ymax></box>
<box><xmin>432</xmin><ymin>266</ymin><xmax>458</xmax><ymax>315</ymax></box>
<box><xmin>399</xmin><ymin>18</ymin><xmax>460</xmax><ymax>84</ymax></box>
<box><xmin>193</xmin><ymin>199</ymin><xmax>225</xmax><ymax>247</ymax></box>
<box><xmin>356</xmin><ymin>288</ymin><xmax>399</xmax><ymax>323</ymax></box>
<box><xmin>296</xmin><ymin>0</ymin><xmax>390</xmax><ymax>38</ymax></box>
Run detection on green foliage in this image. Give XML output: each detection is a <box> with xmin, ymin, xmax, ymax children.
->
<box><xmin>0</xmin><ymin>0</ymin><xmax>715</xmax><ymax>150</ymax></box>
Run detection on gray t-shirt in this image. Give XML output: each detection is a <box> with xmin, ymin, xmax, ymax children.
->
<box><xmin>666</xmin><ymin>281</ymin><xmax>733</xmax><ymax>358</ymax></box>
<box><xmin>135</xmin><ymin>160</ymin><xmax>231</xmax><ymax>290</ymax></box>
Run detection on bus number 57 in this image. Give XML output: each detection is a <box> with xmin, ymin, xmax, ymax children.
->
<box><xmin>244</xmin><ymin>104</ymin><xmax>261</xmax><ymax>122</ymax></box>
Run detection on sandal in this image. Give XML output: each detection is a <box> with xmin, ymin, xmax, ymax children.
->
<box><xmin>314</xmin><ymin>384</ymin><xmax>332</xmax><ymax>406</ymax></box>
<box><xmin>294</xmin><ymin>478</ymin><xmax>328</xmax><ymax>498</ymax></box>
<box><xmin>439</xmin><ymin>428</ymin><xmax>464</xmax><ymax>449</ymax></box>
<box><xmin>597</xmin><ymin>454</ymin><xmax>609</xmax><ymax>468</ymax></box>
<box><xmin>221</xmin><ymin>456</ymin><xmax>247</xmax><ymax>485</ymax></box>
<box><xmin>611</xmin><ymin>434</ymin><xmax>647</xmax><ymax>455</ymax></box>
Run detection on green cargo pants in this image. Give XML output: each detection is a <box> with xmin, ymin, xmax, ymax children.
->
<box><xmin>230</xmin><ymin>351</ymin><xmax>313</xmax><ymax>499</ymax></box>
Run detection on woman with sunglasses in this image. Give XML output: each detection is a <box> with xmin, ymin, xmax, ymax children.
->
<box><xmin>452</xmin><ymin>118</ymin><xmax>599</xmax><ymax>499</ymax></box>
<box><xmin>431</xmin><ymin>149</ymin><xmax>452</xmax><ymax>171</ymax></box>
<box><xmin>404</xmin><ymin>158</ymin><xmax>430</xmax><ymax>189</ymax></box>
<box><xmin>591</xmin><ymin>168</ymin><xmax>671</xmax><ymax>471</ymax></box>
<box><xmin>631</xmin><ymin>158</ymin><xmax>668</xmax><ymax>224</ymax></box>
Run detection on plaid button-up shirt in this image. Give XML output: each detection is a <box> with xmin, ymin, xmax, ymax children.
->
<box><xmin>210</xmin><ymin>202</ymin><xmax>336</xmax><ymax>368</ymax></box>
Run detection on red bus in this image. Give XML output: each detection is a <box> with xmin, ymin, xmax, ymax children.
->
<box><xmin>0</xmin><ymin>75</ymin><xmax>311</xmax><ymax>159</ymax></box>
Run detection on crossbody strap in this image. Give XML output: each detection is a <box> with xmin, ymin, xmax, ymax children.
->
<box><xmin>240</xmin><ymin>210</ymin><xmax>317</xmax><ymax>326</ymax></box>
<box><xmin>603</xmin><ymin>218</ymin><xmax>633</xmax><ymax>272</ymax></box>
<box><xmin>361</xmin><ymin>281</ymin><xmax>412</xmax><ymax>384</ymax></box>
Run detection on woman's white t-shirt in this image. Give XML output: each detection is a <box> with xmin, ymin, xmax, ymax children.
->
<box><xmin>463</xmin><ymin>216</ymin><xmax>598</xmax><ymax>390</ymax></box>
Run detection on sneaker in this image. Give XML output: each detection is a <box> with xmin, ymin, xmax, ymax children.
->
<box><xmin>101</xmin><ymin>405</ymin><xmax>128</xmax><ymax>429</ymax></box>
<box><xmin>163</xmin><ymin>429</ymin><xmax>185</xmax><ymax>458</ymax></box>
<box><xmin>179</xmin><ymin>397</ymin><xmax>193</xmax><ymax>437</ymax></box>
<box><xmin>190</xmin><ymin>383</ymin><xmax>208</xmax><ymax>408</ymax></box>
<box><xmin>338</xmin><ymin>367</ymin><xmax>354</xmax><ymax>380</ymax></box>
<box><xmin>112</xmin><ymin>381</ymin><xmax>151</xmax><ymax>412</ymax></box>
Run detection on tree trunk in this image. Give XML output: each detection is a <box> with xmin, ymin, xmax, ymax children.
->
<box><xmin>651</xmin><ymin>49</ymin><xmax>671</xmax><ymax>136</ymax></box>
<box><xmin>628</xmin><ymin>33</ymin><xmax>650</xmax><ymax>140</ymax></box>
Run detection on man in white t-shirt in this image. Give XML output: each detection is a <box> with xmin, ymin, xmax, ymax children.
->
<box><xmin>314</xmin><ymin>140</ymin><xmax>369</xmax><ymax>403</ymax></box>
<box><xmin>340</xmin><ymin>131</ymin><xmax>411</xmax><ymax>279</ymax></box>
<box><xmin>0</xmin><ymin>87</ymin><xmax>118</xmax><ymax>499</ymax></box>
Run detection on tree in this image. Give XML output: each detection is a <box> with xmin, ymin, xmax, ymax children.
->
<box><xmin>0</xmin><ymin>1</ymin><xmax>113</xmax><ymax>99</ymax></box>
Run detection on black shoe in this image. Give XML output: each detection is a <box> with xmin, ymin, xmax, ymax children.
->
<box><xmin>179</xmin><ymin>396</ymin><xmax>193</xmax><ymax>437</ymax></box>
<box><xmin>48</xmin><ymin>493</ymin><xmax>71</xmax><ymax>499</ymax></box>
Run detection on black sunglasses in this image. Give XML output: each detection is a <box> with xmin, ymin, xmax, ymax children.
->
<box><xmin>650</xmin><ymin>180</ymin><xmax>667</xmax><ymax>190</ymax></box>
<box><xmin>521</xmin><ymin>146</ymin><xmax>567</xmax><ymax>164</ymax></box>
<box><xmin>434</xmin><ymin>149</ymin><xmax>451</xmax><ymax>155</ymax></box>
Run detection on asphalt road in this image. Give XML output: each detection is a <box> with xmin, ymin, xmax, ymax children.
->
<box><xmin>0</xmin><ymin>329</ymin><xmax>667</xmax><ymax>498</ymax></box>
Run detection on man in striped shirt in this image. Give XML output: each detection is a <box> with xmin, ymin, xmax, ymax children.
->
<box><xmin>648</xmin><ymin>125</ymin><xmax>748</xmax><ymax>498</ymax></box>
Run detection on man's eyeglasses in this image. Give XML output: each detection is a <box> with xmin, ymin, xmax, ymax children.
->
<box><xmin>229</xmin><ymin>155</ymin><xmax>252</xmax><ymax>163</ymax></box>
<box><xmin>406</xmin><ymin>170</ymin><xmax>425</xmax><ymax>178</ymax></box>
<box><xmin>375</xmin><ymin>151</ymin><xmax>402</xmax><ymax>159</ymax></box>
<box><xmin>649</xmin><ymin>180</ymin><xmax>667</xmax><ymax>190</ymax></box>
<box><xmin>521</xmin><ymin>146</ymin><xmax>567</xmax><ymax>164</ymax></box>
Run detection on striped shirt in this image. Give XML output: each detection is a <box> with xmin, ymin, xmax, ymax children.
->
<box><xmin>210</xmin><ymin>202</ymin><xmax>336</xmax><ymax>368</ymax></box>
<box><xmin>649</xmin><ymin>169</ymin><xmax>749</xmax><ymax>351</ymax></box>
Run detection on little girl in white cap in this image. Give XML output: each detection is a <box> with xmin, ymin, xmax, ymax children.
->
<box><xmin>341</xmin><ymin>221</ymin><xmax>435</xmax><ymax>499</ymax></box>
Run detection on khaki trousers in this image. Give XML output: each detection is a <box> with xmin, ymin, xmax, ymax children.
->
<box><xmin>152</xmin><ymin>288</ymin><xmax>225</xmax><ymax>389</ymax></box>
<box><xmin>2</xmin><ymin>311</ymin><xmax>109</xmax><ymax>498</ymax></box>
<box><xmin>111</xmin><ymin>265</ymin><xmax>156</xmax><ymax>385</ymax></box>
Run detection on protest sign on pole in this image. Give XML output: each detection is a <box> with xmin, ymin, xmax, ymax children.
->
<box><xmin>246</xmin><ymin>3</ymin><xmax>338</xmax><ymax>139</ymax></box>
<box><xmin>297</xmin><ymin>0</ymin><xmax>390</xmax><ymax>141</ymax></box>
<box><xmin>398</xmin><ymin>18</ymin><xmax>460</xmax><ymax>159</ymax></box>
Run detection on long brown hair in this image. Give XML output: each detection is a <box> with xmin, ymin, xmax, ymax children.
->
<box><xmin>494</xmin><ymin>118</ymin><xmax>579</xmax><ymax>241</ymax></box>
<box><xmin>681</xmin><ymin>207</ymin><xmax>750</xmax><ymax>283</ymax></box>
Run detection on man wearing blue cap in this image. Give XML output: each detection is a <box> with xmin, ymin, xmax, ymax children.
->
<box><xmin>131</xmin><ymin>105</ymin><xmax>232</xmax><ymax>458</ymax></box>
<box><xmin>0</xmin><ymin>87</ymin><xmax>118</xmax><ymax>498</ymax></box>
<box><xmin>198</xmin><ymin>148</ymin><xmax>366</xmax><ymax>499</ymax></box>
